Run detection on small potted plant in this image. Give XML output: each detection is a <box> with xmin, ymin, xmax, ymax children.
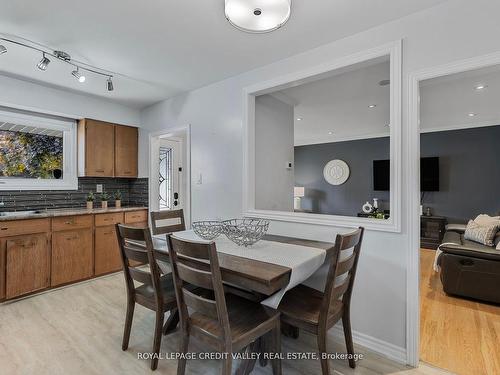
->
<box><xmin>100</xmin><ymin>192</ymin><xmax>110</xmax><ymax>209</ymax></box>
<box><xmin>114</xmin><ymin>190</ymin><xmax>122</xmax><ymax>208</ymax></box>
<box><xmin>86</xmin><ymin>192</ymin><xmax>95</xmax><ymax>210</ymax></box>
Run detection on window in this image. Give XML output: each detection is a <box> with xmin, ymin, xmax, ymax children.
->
<box><xmin>159</xmin><ymin>146</ymin><xmax>173</xmax><ymax>210</ymax></box>
<box><xmin>0</xmin><ymin>108</ymin><xmax>77</xmax><ymax>190</ymax></box>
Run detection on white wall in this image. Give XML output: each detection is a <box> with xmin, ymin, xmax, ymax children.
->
<box><xmin>255</xmin><ymin>95</ymin><xmax>294</xmax><ymax>211</ymax></box>
<box><xmin>0</xmin><ymin>74</ymin><xmax>148</xmax><ymax>176</ymax></box>
<box><xmin>140</xmin><ymin>0</ymin><xmax>500</xmax><ymax>362</ymax></box>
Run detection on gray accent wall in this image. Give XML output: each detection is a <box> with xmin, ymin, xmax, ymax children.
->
<box><xmin>294</xmin><ymin>137</ymin><xmax>390</xmax><ymax>217</ymax></box>
<box><xmin>294</xmin><ymin>125</ymin><xmax>500</xmax><ymax>221</ymax></box>
<box><xmin>421</xmin><ymin>125</ymin><xmax>500</xmax><ymax>222</ymax></box>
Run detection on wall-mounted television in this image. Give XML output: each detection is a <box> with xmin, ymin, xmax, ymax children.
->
<box><xmin>373</xmin><ymin>157</ymin><xmax>439</xmax><ymax>191</ymax></box>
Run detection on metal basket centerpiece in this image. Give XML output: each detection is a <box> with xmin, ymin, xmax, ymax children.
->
<box><xmin>192</xmin><ymin>221</ymin><xmax>224</xmax><ymax>240</ymax></box>
<box><xmin>222</xmin><ymin>218</ymin><xmax>269</xmax><ymax>247</ymax></box>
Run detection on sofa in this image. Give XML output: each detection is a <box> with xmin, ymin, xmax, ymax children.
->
<box><xmin>437</xmin><ymin>225</ymin><xmax>500</xmax><ymax>304</ymax></box>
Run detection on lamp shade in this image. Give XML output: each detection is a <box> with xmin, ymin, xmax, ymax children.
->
<box><xmin>225</xmin><ymin>0</ymin><xmax>291</xmax><ymax>33</ymax></box>
<box><xmin>294</xmin><ymin>186</ymin><xmax>305</xmax><ymax>198</ymax></box>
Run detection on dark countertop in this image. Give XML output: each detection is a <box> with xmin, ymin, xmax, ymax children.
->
<box><xmin>0</xmin><ymin>206</ymin><xmax>148</xmax><ymax>222</ymax></box>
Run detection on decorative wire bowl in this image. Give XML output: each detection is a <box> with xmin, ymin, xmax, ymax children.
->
<box><xmin>222</xmin><ymin>218</ymin><xmax>270</xmax><ymax>247</ymax></box>
<box><xmin>192</xmin><ymin>221</ymin><xmax>224</xmax><ymax>240</ymax></box>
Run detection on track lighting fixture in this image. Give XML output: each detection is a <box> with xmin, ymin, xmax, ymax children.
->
<box><xmin>37</xmin><ymin>53</ymin><xmax>50</xmax><ymax>71</ymax></box>
<box><xmin>107</xmin><ymin>76</ymin><xmax>114</xmax><ymax>91</ymax></box>
<box><xmin>71</xmin><ymin>67</ymin><xmax>86</xmax><ymax>83</ymax></box>
<box><xmin>0</xmin><ymin>36</ymin><xmax>117</xmax><ymax>91</ymax></box>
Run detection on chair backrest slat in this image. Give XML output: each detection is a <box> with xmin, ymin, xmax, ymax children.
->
<box><xmin>167</xmin><ymin>234</ymin><xmax>231</xmax><ymax>342</ymax></box>
<box><xmin>319</xmin><ymin>227</ymin><xmax>364</xmax><ymax>327</ymax></box>
<box><xmin>177</xmin><ymin>262</ymin><xmax>214</xmax><ymax>290</ymax></box>
<box><xmin>129</xmin><ymin>267</ymin><xmax>153</xmax><ymax>285</ymax></box>
<box><xmin>116</xmin><ymin>223</ymin><xmax>164</xmax><ymax>307</ymax></box>
<box><xmin>150</xmin><ymin>210</ymin><xmax>186</xmax><ymax>235</ymax></box>
<box><xmin>182</xmin><ymin>288</ymin><xmax>218</xmax><ymax>319</ymax></box>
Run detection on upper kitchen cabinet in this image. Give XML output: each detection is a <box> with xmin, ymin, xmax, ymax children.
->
<box><xmin>78</xmin><ymin>119</ymin><xmax>138</xmax><ymax>178</ymax></box>
<box><xmin>114</xmin><ymin>124</ymin><xmax>138</xmax><ymax>177</ymax></box>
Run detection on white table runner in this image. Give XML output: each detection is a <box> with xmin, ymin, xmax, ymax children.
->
<box><xmin>169</xmin><ymin>230</ymin><xmax>327</xmax><ymax>308</ymax></box>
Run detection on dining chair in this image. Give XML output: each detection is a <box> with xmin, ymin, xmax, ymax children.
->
<box><xmin>116</xmin><ymin>224</ymin><xmax>180</xmax><ymax>371</ymax></box>
<box><xmin>167</xmin><ymin>234</ymin><xmax>282</xmax><ymax>375</ymax></box>
<box><xmin>277</xmin><ymin>227</ymin><xmax>365</xmax><ymax>375</ymax></box>
<box><xmin>150</xmin><ymin>209</ymin><xmax>186</xmax><ymax>235</ymax></box>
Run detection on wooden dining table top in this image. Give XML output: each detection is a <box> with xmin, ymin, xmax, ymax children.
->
<box><xmin>151</xmin><ymin>234</ymin><xmax>335</xmax><ymax>296</ymax></box>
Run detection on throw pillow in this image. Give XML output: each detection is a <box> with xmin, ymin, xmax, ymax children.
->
<box><xmin>464</xmin><ymin>220</ymin><xmax>499</xmax><ymax>246</ymax></box>
<box><xmin>474</xmin><ymin>214</ymin><xmax>500</xmax><ymax>227</ymax></box>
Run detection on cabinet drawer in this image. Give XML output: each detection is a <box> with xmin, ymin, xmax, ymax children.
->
<box><xmin>95</xmin><ymin>212</ymin><xmax>124</xmax><ymax>227</ymax></box>
<box><xmin>124</xmin><ymin>210</ymin><xmax>148</xmax><ymax>224</ymax></box>
<box><xmin>52</xmin><ymin>215</ymin><xmax>93</xmax><ymax>231</ymax></box>
<box><xmin>0</xmin><ymin>218</ymin><xmax>50</xmax><ymax>237</ymax></box>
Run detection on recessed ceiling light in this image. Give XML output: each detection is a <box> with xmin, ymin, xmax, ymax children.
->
<box><xmin>474</xmin><ymin>84</ymin><xmax>487</xmax><ymax>90</ymax></box>
<box><xmin>225</xmin><ymin>0</ymin><xmax>291</xmax><ymax>33</ymax></box>
<box><xmin>368</xmin><ymin>104</ymin><xmax>377</xmax><ymax>108</ymax></box>
<box><xmin>296</xmin><ymin>117</ymin><xmax>302</xmax><ymax>121</ymax></box>
<box><xmin>328</xmin><ymin>131</ymin><xmax>333</xmax><ymax>135</ymax></box>
<box><xmin>468</xmin><ymin>112</ymin><xmax>476</xmax><ymax>117</ymax></box>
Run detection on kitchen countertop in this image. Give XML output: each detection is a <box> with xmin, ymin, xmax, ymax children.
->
<box><xmin>0</xmin><ymin>206</ymin><xmax>148</xmax><ymax>221</ymax></box>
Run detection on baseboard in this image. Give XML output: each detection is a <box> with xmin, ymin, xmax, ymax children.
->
<box><xmin>330</xmin><ymin>325</ymin><xmax>407</xmax><ymax>365</ymax></box>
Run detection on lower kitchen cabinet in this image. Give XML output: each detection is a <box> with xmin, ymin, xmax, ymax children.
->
<box><xmin>51</xmin><ymin>229</ymin><xmax>93</xmax><ymax>287</ymax></box>
<box><xmin>4</xmin><ymin>234</ymin><xmax>50</xmax><ymax>299</ymax></box>
<box><xmin>94</xmin><ymin>226</ymin><xmax>122</xmax><ymax>276</ymax></box>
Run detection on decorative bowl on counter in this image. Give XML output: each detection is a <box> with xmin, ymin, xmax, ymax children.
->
<box><xmin>222</xmin><ymin>218</ymin><xmax>269</xmax><ymax>247</ymax></box>
<box><xmin>192</xmin><ymin>220</ymin><xmax>224</xmax><ymax>240</ymax></box>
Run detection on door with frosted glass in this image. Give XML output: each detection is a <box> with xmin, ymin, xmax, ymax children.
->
<box><xmin>158</xmin><ymin>139</ymin><xmax>182</xmax><ymax>210</ymax></box>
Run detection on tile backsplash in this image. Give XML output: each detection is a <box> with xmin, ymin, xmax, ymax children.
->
<box><xmin>0</xmin><ymin>177</ymin><xmax>148</xmax><ymax>211</ymax></box>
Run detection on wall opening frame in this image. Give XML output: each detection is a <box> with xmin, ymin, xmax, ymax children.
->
<box><xmin>243</xmin><ymin>40</ymin><xmax>402</xmax><ymax>232</ymax></box>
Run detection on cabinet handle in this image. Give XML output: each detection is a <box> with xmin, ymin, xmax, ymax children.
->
<box><xmin>96</xmin><ymin>169</ymin><xmax>105</xmax><ymax>173</ymax></box>
<box><xmin>1</xmin><ymin>227</ymin><xmax>8</xmax><ymax>231</ymax></box>
<box><xmin>103</xmin><ymin>231</ymin><xmax>113</xmax><ymax>235</ymax></box>
<box><xmin>124</xmin><ymin>171</ymin><xmax>132</xmax><ymax>174</ymax></box>
<box><xmin>65</xmin><ymin>221</ymin><xmax>74</xmax><ymax>225</ymax></box>
<box><xmin>66</xmin><ymin>236</ymin><xmax>78</xmax><ymax>241</ymax></box>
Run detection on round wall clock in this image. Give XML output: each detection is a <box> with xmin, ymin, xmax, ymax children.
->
<box><xmin>323</xmin><ymin>159</ymin><xmax>350</xmax><ymax>185</ymax></box>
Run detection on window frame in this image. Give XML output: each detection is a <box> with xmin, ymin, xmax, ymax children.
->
<box><xmin>0</xmin><ymin>108</ymin><xmax>78</xmax><ymax>191</ymax></box>
<box><xmin>242</xmin><ymin>41</ymin><xmax>402</xmax><ymax>232</ymax></box>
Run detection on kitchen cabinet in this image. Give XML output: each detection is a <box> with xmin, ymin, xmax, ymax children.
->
<box><xmin>115</xmin><ymin>125</ymin><xmax>138</xmax><ymax>177</ymax></box>
<box><xmin>51</xmin><ymin>229</ymin><xmax>93</xmax><ymax>286</ymax></box>
<box><xmin>78</xmin><ymin>119</ymin><xmax>138</xmax><ymax>178</ymax></box>
<box><xmin>95</xmin><ymin>226</ymin><xmax>122</xmax><ymax>276</ymax></box>
<box><xmin>78</xmin><ymin>119</ymin><xmax>115</xmax><ymax>177</ymax></box>
<box><xmin>4</xmin><ymin>234</ymin><xmax>50</xmax><ymax>299</ymax></box>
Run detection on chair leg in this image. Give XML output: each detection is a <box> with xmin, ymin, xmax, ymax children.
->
<box><xmin>163</xmin><ymin>308</ymin><xmax>179</xmax><ymax>335</ymax></box>
<box><xmin>177</xmin><ymin>332</ymin><xmax>190</xmax><ymax>375</ymax></box>
<box><xmin>272</xmin><ymin>321</ymin><xmax>282</xmax><ymax>375</ymax></box>
<box><xmin>222</xmin><ymin>354</ymin><xmax>232</xmax><ymax>375</ymax></box>
<box><xmin>317</xmin><ymin>331</ymin><xmax>330</xmax><ymax>375</ymax></box>
<box><xmin>342</xmin><ymin>313</ymin><xmax>356</xmax><ymax>369</ymax></box>
<box><xmin>151</xmin><ymin>311</ymin><xmax>165</xmax><ymax>371</ymax></box>
<box><xmin>122</xmin><ymin>299</ymin><xmax>135</xmax><ymax>351</ymax></box>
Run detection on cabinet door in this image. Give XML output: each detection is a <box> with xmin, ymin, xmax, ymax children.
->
<box><xmin>5</xmin><ymin>234</ymin><xmax>50</xmax><ymax>299</ymax></box>
<box><xmin>95</xmin><ymin>226</ymin><xmax>122</xmax><ymax>276</ymax></box>
<box><xmin>52</xmin><ymin>229</ymin><xmax>93</xmax><ymax>286</ymax></box>
<box><xmin>84</xmin><ymin>119</ymin><xmax>115</xmax><ymax>176</ymax></box>
<box><xmin>115</xmin><ymin>125</ymin><xmax>138</xmax><ymax>177</ymax></box>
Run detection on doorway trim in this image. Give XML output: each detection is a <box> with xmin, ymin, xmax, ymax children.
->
<box><xmin>148</xmin><ymin>124</ymin><xmax>192</xmax><ymax>227</ymax></box>
<box><xmin>406</xmin><ymin>50</ymin><xmax>500</xmax><ymax>367</ymax></box>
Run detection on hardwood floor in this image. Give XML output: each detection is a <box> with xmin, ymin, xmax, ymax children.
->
<box><xmin>0</xmin><ymin>273</ymin><xmax>451</xmax><ymax>375</ymax></box>
<box><xmin>420</xmin><ymin>248</ymin><xmax>500</xmax><ymax>375</ymax></box>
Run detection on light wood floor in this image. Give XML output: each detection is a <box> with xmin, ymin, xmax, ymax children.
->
<box><xmin>0</xmin><ymin>273</ymin><xmax>451</xmax><ymax>375</ymax></box>
<box><xmin>420</xmin><ymin>248</ymin><xmax>500</xmax><ymax>375</ymax></box>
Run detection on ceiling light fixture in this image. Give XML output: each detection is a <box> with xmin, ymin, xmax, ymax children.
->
<box><xmin>72</xmin><ymin>67</ymin><xmax>86</xmax><ymax>83</ymax></box>
<box><xmin>37</xmin><ymin>53</ymin><xmax>50</xmax><ymax>71</ymax></box>
<box><xmin>468</xmin><ymin>112</ymin><xmax>476</xmax><ymax>117</ymax></box>
<box><xmin>368</xmin><ymin>104</ymin><xmax>377</xmax><ymax>108</ymax></box>
<box><xmin>328</xmin><ymin>131</ymin><xmax>333</xmax><ymax>135</ymax></box>
<box><xmin>107</xmin><ymin>77</ymin><xmax>114</xmax><ymax>91</ymax></box>
<box><xmin>225</xmin><ymin>0</ymin><xmax>291</xmax><ymax>33</ymax></box>
<box><xmin>474</xmin><ymin>84</ymin><xmax>487</xmax><ymax>90</ymax></box>
<box><xmin>0</xmin><ymin>36</ymin><xmax>117</xmax><ymax>92</ymax></box>
<box><xmin>296</xmin><ymin>117</ymin><xmax>302</xmax><ymax>121</ymax></box>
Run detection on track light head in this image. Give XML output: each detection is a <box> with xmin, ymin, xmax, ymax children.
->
<box><xmin>0</xmin><ymin>45</ymin><xmax>7</xmax><ymax>55</ymax></box>
<box><xmin>71</xmin><ymin>67</ymin><xmax>86</xmax><ymax>83</ymax></box>
<box><xmin>107</xmin><ymin>77</ymin><xmax>114</xmax><ymax>91</ymax></box>
<box><xmin>37</xmin><ymin>53</ymin><xmax>50</xmax><ymax>71</ymax></box>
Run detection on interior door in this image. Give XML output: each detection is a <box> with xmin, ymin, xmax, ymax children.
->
<box><xmin>158</xmin><ymin>139</ymin><xmax>183</xmax><ymax>211</ymax></box>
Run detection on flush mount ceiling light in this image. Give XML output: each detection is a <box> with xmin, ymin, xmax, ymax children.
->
<box><xmin>37</xmin><ymin>53</ymin><xmax>50</xmax><ymax>71</ymax></box>
<box><xmin>0</xmin><ymin>36</ymin><xmax>116</xmax><ymax>92</ymax></box>
<box><xmin>468</xmin><ymin>112</ymin><xmax>476</xmax><ymax>117</ymax></box>
<box><xmin>474</xmin><ymin>84</ymin><xmax>487</xmax><ymax>90</ymax></box>
<box><xmin>225</xmin><ymin>0</ymin><xmax>291</xmax><ymax>33</ymax></box>
<box><xmin>296</xmin><ymin>117</ymin><xmax>302</xmax><ymax>121</ymax></box>
<box><xmin>368</xmin><ymin>104</ymin><xmax>377</xmax><ymax>108</ymax></box>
